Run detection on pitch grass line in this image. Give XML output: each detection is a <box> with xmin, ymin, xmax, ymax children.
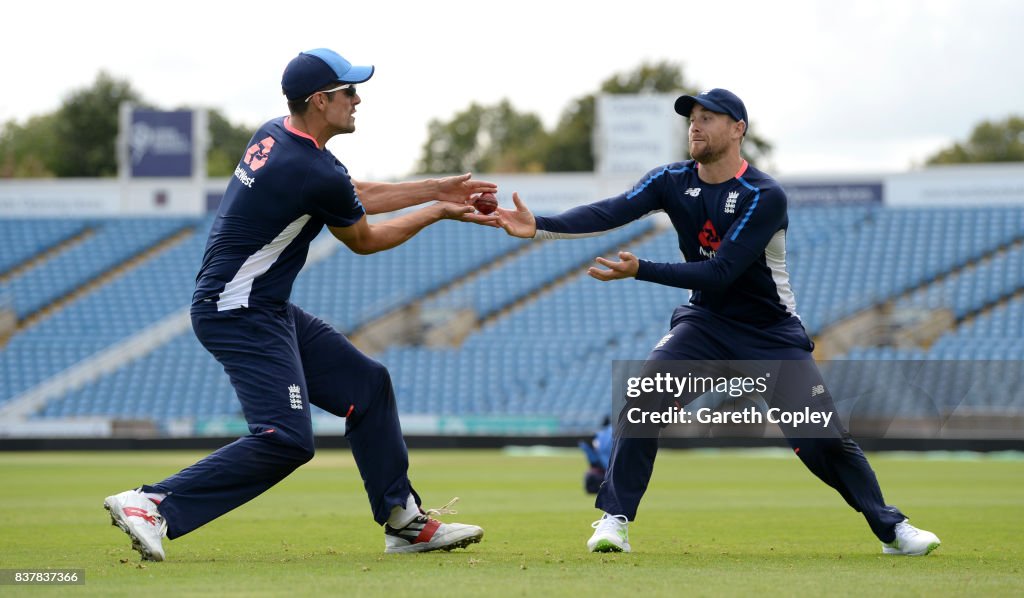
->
<box><xmin>0</xmin><ymin>449</ymin><xmax>1021</xmax><ymax>597</ymax></box>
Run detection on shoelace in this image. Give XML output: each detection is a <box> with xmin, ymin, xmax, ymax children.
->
<box><xmin>138</xmin><ymin>508</ymin><xmax>168</xmax><ymax>537</ymax></box>
<box><xmin>130</xmin><ymin>489</ymin><xmax>167</xmax><ymax>533</ymax></box>
<box><xmin>424</xmin><ymin>497</ymin><xmax>460</xmax><ymax>517</ymax></box>
<box><xmin>591</xmin><ymin>514</ymin><xmax>629</xmax><ymax>531</ymax></box>
<box><xmin>896</xmin><ymin>522</ymin><xmax>919</xmax><ymax>539</ymax></box>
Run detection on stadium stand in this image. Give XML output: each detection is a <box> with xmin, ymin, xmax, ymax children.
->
<box><xmin>4</xmin><ymin>218</ymin><xmax>194</xmax><ymax>319</ymax></box>
<box><xmin>384</xmin><ymin>225</ymin><xmax>693</xmax><ymax>429</ymax></box>
<box><xmin>35</xmin><ymin>334</ymin><xmax>236</xmax><ymax>422</ymax></box>
<box><xmin>0</xmin><ymin>218</ymin><xmax>90</xmax><ymax>277</ymax></box>
<box><xmin>790</xmin><ymin>206</ymin><xmax>1024</xmax><ymax>333</ymax></box>
<box><xmin>422</xmin><ymin>220</ymin><xmax>653</xmax><ymax>318</ymax></box>
<box><xmin>895</xmin><ymin>243</ymin><xmax>1024</xmax><ymax>318</ymax></box>
<box><xmin>291</xmin><ymin>220</ymin><xmax>530</xmax><ymax>333</ymax></box>
<box><xmin>1</xmin><ymin>216</ymin><xmax>207</xmax><ymax>407</ymax></box>
<box><xmin>5</xmin><ymin>204</ymin><xmax>1024</xmax><ymax>435</ymax></box>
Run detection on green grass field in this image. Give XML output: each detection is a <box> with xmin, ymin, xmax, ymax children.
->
<box><xmin>1</xmin><ymin>448</ymin><xmax>1022</xmax><ymax>596</ymax></box>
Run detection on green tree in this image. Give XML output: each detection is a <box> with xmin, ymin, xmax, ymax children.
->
<box><xmin>51</xmin><ymin>72</ymin><xmax>147</xmax><ymax>177</ymax></box>
<box><xmin>542</xmin><ymin>95</ymin><xmax>596</xmax><ymax>172</ymax></box>
<box><xmin>547</xmin><ymin>61</ymin><xmax>773</xmax><ymax>171</ymax></box>
<box><xmin>207</xmin><ymin>109</ymin><xmax>255</xmax><ymax>176</ymax></box>
<box><xmin>416</xmin><ymin>100</ymin><xmax>547</xmax><ymax>174</ymax></box>
<box><xmin>0</xmin><ymin>72</ymin><xmax>147</xmax><ymax>178</ymax></box>
<box><xmin>926</xmin><ymin>116</ymin><xmax>1024</xmax><ymax>164</ymax></box>
<box><xmin>417</xmin><ymin>61</ymin><xmax>774</xmax><ymax>174</ymax></box>
<box><xmin>545</xmin><ymin>61</ymin><xmax>690</xmax><ymax>171</ymax></box>
<box><xmin>0</xmin><ymin>72</ymin><xmax>254</xmax><ymax>179</ymax></box>
<box><xmin>0</xmin><ymin>114</ymin><xmax>60</xmax><ymax>177</ymax></box>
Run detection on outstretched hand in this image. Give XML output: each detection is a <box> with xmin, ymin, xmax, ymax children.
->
<box><xmin>495</xmin><ymin>192</ymin><xmax>537</xmax><ymax>238</ymax></box>
<box><xmin>437</xmin><ymin>202</ymin><xmax>500</xmax><ymax>225</ymax></box>
<box><xmin>588</xmin><ymin>251</ymin><xmax>639</xmax><ymax>281</ymax></box>
<box><xmin>435</xmin><ymin>173</ymin><xmax>498</xmax><ymax>205</ymax></box>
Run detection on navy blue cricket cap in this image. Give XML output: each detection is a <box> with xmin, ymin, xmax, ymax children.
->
<box><xmin>281</xmin><ymin>48</ymin><xmax>375</xmax><ymax>101</ymax></box>
<box><xmin>674</xmin><ymin>88</ymin><xmax>748</xmax><ymax>135</ymax></box>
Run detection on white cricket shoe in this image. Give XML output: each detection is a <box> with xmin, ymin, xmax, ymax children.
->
<box><xmin>384</xmin><ymin>498</ymin><xmax>483</xmax><ymax>554</ymax></box>
<box><xmin>882</xmin><ymin>519</ymin><xmax>940</xmax><ymax>556</ymax></box>
<box><xmin>104</xmin><ymin>489</ymin><xmax>167</xmax><ymax>561</ymax></box>
<box><xmin>588</xmin><ymin>514</ymin><xmax>631</xmax><ymax>553</ymax></box>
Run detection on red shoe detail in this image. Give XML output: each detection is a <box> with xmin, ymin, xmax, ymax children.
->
<box><xmin>123</xmin><ymin>507</ymin><xmax>159</xmax><ymax>526</ymax></box>
<box><xmin>413</xmin><ymin>519</ymin><xmax>441</xmax><ymax>544</ymax></box>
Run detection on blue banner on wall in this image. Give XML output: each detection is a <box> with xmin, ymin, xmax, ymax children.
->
<box><xmin>129</xmin><ymin>110</ymin><xmax>194</xmax><ymax>177</ymax></box>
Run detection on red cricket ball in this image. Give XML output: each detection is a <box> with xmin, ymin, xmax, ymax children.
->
<box><xmin>473</xmin><ymin>192</ymin><xmax>498</xmax><ymax>215</ymax></box>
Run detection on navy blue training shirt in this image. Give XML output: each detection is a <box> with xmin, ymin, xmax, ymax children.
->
<box><xmin>534</xmin><ymin>159</ymin><xmax>797</xmax><ymax>328</ymax></box>
<box><xmin>193</xmin><ymin>117</ymin><xmax>365</xmax><ymax>312</ymax></box>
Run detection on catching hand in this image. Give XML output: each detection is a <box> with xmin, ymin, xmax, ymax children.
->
<box><xmin>436</xmin><ymin>173</ymin><xmax>498</xmax><ymax>205</ymax></box>
<box><xmin>588</xmin><ymin>251</ymin><xmax>639</xmax><ymax>281</ymax></box>
<box><xmin>495</xmin><ymin>192</ymin><xmax>537</xmax><ymax>238</ymax></box>
<box><xmin>438</xmin><ymin>202</ymin><xmax>499</xmax><ymax>225</ymax></box>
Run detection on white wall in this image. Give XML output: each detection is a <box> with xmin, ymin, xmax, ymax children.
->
<box><xmin>0</xmin><ymin>179</ymin><xmax>119</xmax><ymax>216</ymax></box>
<box><xmin>885</xmin><ymin>163</ymin><xmax>1024</xmax><ymax>207</ymax></box>
<box><xmin>0</xmin><ymin>178</ymin><xmax>226</xmax><ymax>217</ymax></box>
<box><xmin>3</xmin><ymin>162</ymin><xmax>1024</xmax><ymax>218</ymax></box>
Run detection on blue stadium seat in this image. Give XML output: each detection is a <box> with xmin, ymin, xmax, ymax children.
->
<box><xmin>12</xmin><ymin>204</ymin><xmax>1024</xmax><ymax>431</ymax></box>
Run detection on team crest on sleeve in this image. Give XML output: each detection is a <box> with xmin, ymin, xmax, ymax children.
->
<box><xmin>288</xmin><ymin>384</ymin><xmax>303</xmax><ymax>410</ymax></box>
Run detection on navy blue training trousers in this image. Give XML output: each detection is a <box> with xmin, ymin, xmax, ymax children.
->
<box><xmin>596</xmin><ymin>305</ymin><xmax>907</xmax><ymax>543</ymax></box>
<box><xmin>145</xmin><ymin>303</ymin><xmax>415</xmax><ymax>539</ymax></box>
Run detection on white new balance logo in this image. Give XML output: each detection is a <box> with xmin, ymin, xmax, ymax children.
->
<box><xmin>288</xmin><ymin>384</ymin><xmax>303</xmax><ymax>410</ymax></box>
<box><xmin>684</xmin><ymin>188</ymin><xmax>701</xmax><ymax>197</ymax></box>
<box><xmin>725</xmin><ymin>191</ymin><xmax>738</xmax><ymax>214</ymax></box>
<box><xmin>811</xmin><ymin>384</ymin><xmax>825</xmax><ymax>397</ymax></box>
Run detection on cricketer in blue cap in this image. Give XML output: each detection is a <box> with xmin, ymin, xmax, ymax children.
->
<box><xmin>674</xmin><ymin>88</ymin><xmax>748</xmax><ymax>136</ymax></box>
<box><xmin>102</xmin><ymin>47</ymin><xmax>500</xmax><ymax>563</ymax></box>
<box><xmin>491</xmin><ymin>86</ymin><xmax>942</xmax><ymax>557</ymax></box>
<box><xmin>281</xmin><ymin>48</ymin><xmax>375</xmax><ymax>101</ymax></box>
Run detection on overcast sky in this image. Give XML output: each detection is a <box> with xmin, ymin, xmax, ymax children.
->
<box><xmin>3</xmin><ymin>0</ymin><xmax>1021</xmax><ymax>180</ymax></box>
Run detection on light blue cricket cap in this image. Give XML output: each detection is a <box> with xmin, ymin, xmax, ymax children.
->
<box><xmin>281</xmin><ymin>48</ymin><xmax>374</xmax><ymax>100</ymax></box>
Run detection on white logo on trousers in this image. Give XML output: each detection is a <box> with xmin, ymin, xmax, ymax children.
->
<box><xmin>288</xmin><ymin>384</ymin><xmax>303</xmax><ymax>410</ymax></box>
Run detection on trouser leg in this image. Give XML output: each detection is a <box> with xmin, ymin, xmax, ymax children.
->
<box><xmin>292</xmin><ymin>305</ymin><xmax>415</xmax><ymax>525</ymax></box>
<box><xmin>149</xmin><ymin>308</ymin><xmax>315</xmax><ymax>539</ymax></box>
<box><xmin>597</xmin><ymin>320</ymin><xmax>730</xmax><ymax>520</ymax></box>
<box><xmin>770</xmin><ymin>357</ymin><xmax>906</xmax><ymax>542</ymax></box>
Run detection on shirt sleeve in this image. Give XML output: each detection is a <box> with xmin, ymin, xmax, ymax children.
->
<box><xmin>534</xmin><ymin>165</ymin><xmax>670</xmax><ymax>238</ymax></box>
<box><xmin>301</xmin><ymin>160</ymin><xmax>366</xmax><ymax>228</ymax></box>
<box><xmin>635</xmin><ymin>186</ymin><xmax>787</xmax><ymax>291</ymax></box>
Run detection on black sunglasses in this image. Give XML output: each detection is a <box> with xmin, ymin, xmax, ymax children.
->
<box><xmin>304</xmin><ymin>84</ymin><xmax>357</xmax><ymax>103</ymax></box>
